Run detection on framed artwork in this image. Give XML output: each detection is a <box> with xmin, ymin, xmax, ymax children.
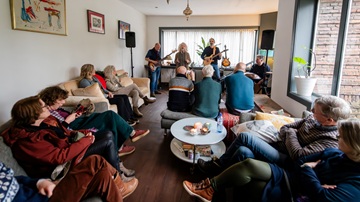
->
<box><xmin>118</xmin><ymin>20</ymin><xmax>130</xmax><ymax>39</ymax></box>
<box><xmin>87</xmin><ymin>10</ymin><xmax>105</xmax><ymax>34</ymax></box>
<box><xmin>10</xmin><ymin>0</ymin><xmax>67</xmax><ymax>36</ymax></box>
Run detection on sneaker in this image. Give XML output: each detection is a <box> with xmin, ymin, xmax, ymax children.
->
<box><xmin>114</xmin><ymin>174</ymin><xmax>138</xmax><ymax>199</ymax></box>
<box><xmin>143</xmin><ymin>96</ymin><xmax>156</xmax><ymax>105</ymax></box>
<box><xmin>127</xmin><ymin>120</ymin><xmax>136</xmax><ymax>127</ymax></box>
<box><xmin>130</xmin><ymin>129</ymin><xmax>150</xmax><ymax>142</ymax></box>
<box><xmin>155</xmin><ymin>90</ymin><xmax>161</xmax><ymax>94</ymax></box>
<box><xmin>197</xmin><ymin>158</ymin><xmax>223</xmax><ymax>176</ymax></box>
<box><xmin>121</xmin><ymin>172</ymin><xmax>135</xmax><ymax>183</ymax></box>
<box><xmin>118</xmin><ymin>145</ymin><xmax>136</xmax><ymax>157</ymax></box>
<box><xmin>119</xmin><ymin>162</ymin><xmax>136</xmax><ymax>177</ymax></box>
<box><xmin>183</xmin><ymin>178</ymin><xmax>214</xmax><ymax>202</ymax></box>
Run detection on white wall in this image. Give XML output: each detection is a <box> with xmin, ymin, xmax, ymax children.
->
<box><xmin>0</xmin><ymin>0</ymin><xmax>147</xmax><ymax>124</ymax></box>
<box><xmin>146</xmin><ymin>15</ymin><xmax>260</xmax><ymax>49</ymax></box>
<box><xmin>271</xmin><ymin>0</ymin><xmax>307</xmax><ymax>117</ymax></box>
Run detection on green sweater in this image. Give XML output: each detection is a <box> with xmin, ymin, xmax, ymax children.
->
<box><xmin>192</xmin><ymin>77</ymin><xmax>221</xmax><ymax>118</ymax></box>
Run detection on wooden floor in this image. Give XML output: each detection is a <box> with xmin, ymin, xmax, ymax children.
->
<box><xmin>122</xmin><ymin>87</ymin><xmax>210</xmax><ymax>202</ymax></box>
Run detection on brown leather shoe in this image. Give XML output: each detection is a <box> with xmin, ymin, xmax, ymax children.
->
<box><xmin>150</xmin><ymin>92</ymin><xmax>156</xmax><ymax>97</ymax></box>
<box><xmin>143</xmin><ymin>96</ymin><xmax>156</xmax><ymax>105</ymax></box>
<box><xmin>183</xmin><ymin>178</ymin><xmax>214</xmax><ymax>202</ymax></box>
<box><xmin>133</xmin><ymin>107</ymin><xmax>143</xmax><ymax>117</ymax></box>
<box><xmin>114</xmin><ymin>173</ymin><xmax>138</xmax><ymax>199</ymax></box>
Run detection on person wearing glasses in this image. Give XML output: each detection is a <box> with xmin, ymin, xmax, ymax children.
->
<box><xmin>198</xmin><ymin>95</ymin><xmax>352</xmax><ymax>176</ymax></box>
<box><xmin>183</xmin><ymin>118</ymin><xmax>360</xmax><ymax>202</ymax></box>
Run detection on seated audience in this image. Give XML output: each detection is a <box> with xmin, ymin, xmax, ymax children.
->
<box><xmin>192</xmin><ymin>65</ymin><xmax>221</xmax><ymax>118</ymax></box>
<box><xmin>0</xmin><ymin>155</ymin><xmax>138</xmax><ymax>202</ymax></box>
<box><xmin>184</xmin><ymin>118</ymin><xmax>360</xmax><ymax>202</ymax></box>
<box><xmin>167</xmin><ymin>66</ymin><xmax>195</xmax><ymax>112</ymax></box>
<box><xmin>198</xmin><ymin>95</ymin><xmax>351</xmax><ymax>176</ymax></box>
<box><xmin>249</xmin><ymin>54</ymin><xmax>271</xmax><ymax>94</ymax></box>
<box><xmin>225</xmin><ymin>62</ymin><xmax>254</xmax><ymax>115</ymax></box>
<box><xmin>38</xmin><ymin>86</ymin><xmax>150</xmax><ymax>157</ymax></box>
<box><xmin>79</xmin><ymin>64</ymin><xmax>140</xmax><ymax>123</ymax></box>
<box><xmin>103</xmin><ymin>65</ymin><xmax>156</xmax><ymax>117</ymax></box>
<box><xmin>1</xmin><ymin>96</ymin><xmax>136</xmax><ymax>182</ymax></box>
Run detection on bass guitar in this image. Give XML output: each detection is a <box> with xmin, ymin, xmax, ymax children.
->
<box><xmin>203</xmin><ymin>49</ymin><xmax>229</xmax><ymax>66</ymax></box>
<box><xmin>148</xmin><ymin>50</ymin><xmax>177</xmax><ymax>72</ymax></box>
<box><xmin>222</xmin><ymin>45</ymin><xmax>231</xmax><ymax>67</ymax></box>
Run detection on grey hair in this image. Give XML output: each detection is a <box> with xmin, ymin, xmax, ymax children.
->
<box><xmin>103</xmin><ymin>65</ymin><xmax>116</xmax><ymax>79</ymax></box>
<box><xmin>202</xmin><ymin>65</ymin><xmax>214</xmax><ymax>77</ymax></box>
<box><xmin>338</xmin><ymin>118</ymin><xmax>360</xmax><ymax>162</ymax></box>
<box><xmin>178</xmin><ymin>42</ymin><xmax>188</xmax><ymax>52</ymax></box>
<box><xmin>314</xmin><ymin>95</ymin><xmax>352</xmax><ymax>122</ymax></box>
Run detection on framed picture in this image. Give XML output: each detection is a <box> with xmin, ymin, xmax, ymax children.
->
<box><xmin>10</xmin><ymin>0</ymin><xmax>67</xmax><ymax>36</ymax></box>
<box><xmin>118</xmin><ymin>20</ymin><xmax>130</xmax><ymax>39</ymax></box>
<box><xmin>87</xmin><ymin>10</ymin><xmax>105</xmax><ymax>34</ymax></box>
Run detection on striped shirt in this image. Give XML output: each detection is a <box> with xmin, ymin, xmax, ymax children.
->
<box><xmin>167</xmin><ymin>74</ymin><xmax>194</xmax><ymax>112</ymax></box>
<box><xmin>277</xmin><ymin>114</ymin><xmax>338</xmax><ymax>160</ymax></box>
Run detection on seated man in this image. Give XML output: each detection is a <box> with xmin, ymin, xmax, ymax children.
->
<box><xmin>225</xmin><ymin>62</ymin><xmax>254</xmax><ymax>115</ymax></box>
<box><xmin>249</xmin><ymin>54</ymin><xmax>271</xmax><ymax>94</ymax></box>
<box><xmin>192</xmin><ymin>65</ymin><xmax>221</xmax><ymax>118</ymax></box>
<box><xmin>167</xmin><ymin>66</ymin><xmax>195</xmax><ymax>112</ymax></box>
<box><xmin>198</xmin><ymin>95</ymin><xmax>352</xmax><ymax>176</ymax></box>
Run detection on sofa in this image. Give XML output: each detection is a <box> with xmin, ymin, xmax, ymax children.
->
<box><xmin>58</xmin><ymin>69</ymin><xmax>150</xmax><ymax>113</ymax></box>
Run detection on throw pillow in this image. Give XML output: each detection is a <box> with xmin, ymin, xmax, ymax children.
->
<box><xmin>254</xmin><ymin>112</ymin><xmax>295</xmax><ymax>130</ymax></box>
<box><xmin>120</xmin><ymin>77</ymin><xmax>133</xmax><ymax>87</ymax></box>
<box><xmin>94</xmin><ymin>74</ymin><xmax>107</xmax><ymax>89</ymax></box>
<box><xmin>231</xmin><ymin>120</ymin><xmax>280</xmax><ymax>143</ymax></box>
<box><xmin>71</xmin><ymin>83</ymin><xmax>104</xmax><ymax>97</ymax></box>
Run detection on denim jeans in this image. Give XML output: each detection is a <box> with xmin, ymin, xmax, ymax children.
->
<box><xmin>149</xmin><ymin>66</ymin><xmax>161</xmax><ymax>93</ymax></box>
<box><xmin>219</xmin><ymin>132</ymin><xmax>288</xmax><ymax>168</ymax></box>
<box><xmin>211</xmin><ymin>63</ymin><xmax>220</xmax><ymax>81</ymax></box>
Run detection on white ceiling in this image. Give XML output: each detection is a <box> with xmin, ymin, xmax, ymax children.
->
<box><xmin>118</xmin><ymin>0</ymin><xmax>279</xmax><ymax>16</ymax></box>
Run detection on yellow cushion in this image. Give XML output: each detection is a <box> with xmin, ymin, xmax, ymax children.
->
<box><xmin>71</xmin><ymin>83</ymin><xmax>104</xmax><ymax>97</ymax></box>
<box><xmin>254</xmin><ymin>112</ymin><xmax>295</xmax><ymax>130</ymax></box>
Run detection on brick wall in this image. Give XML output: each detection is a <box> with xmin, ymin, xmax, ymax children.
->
<box><xmin>313</xmin><ymin>0</ymin><xmax>360</xmax><ymax>117</ymax></box>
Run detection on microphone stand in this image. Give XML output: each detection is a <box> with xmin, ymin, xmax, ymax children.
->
<box><xmin>130</xmin><ymin>47</ymin><xmax>134</xmax><ymax>78</ymax></box>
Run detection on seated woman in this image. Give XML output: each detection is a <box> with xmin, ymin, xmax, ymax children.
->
<box><xmin>1</xmin><ymin>96</ymin><xmax>135</xmax><ymax>182</ymax></box>
<box><xmin>103</xmin><ymin>65</ymin><xmax>155</xmax><ymax>117</ymax></box>
<box><xmin>0</xmin><ymin>155</ymin><xmax>137</xmax><ymax>202</ymax></box>
<box><xmin>79</xmin><ymin>64</ymin><xmax>140</xmax><ymax>124</ymax></box>
<box><xmin>184</xmin><ymin>118</ymin><xmax>360</xmax><ymax>202</ymax></box>
<box><xmin>38</xmin><ymin>86</ymin><xmax>150</xmax><ymax>157</ymax></box>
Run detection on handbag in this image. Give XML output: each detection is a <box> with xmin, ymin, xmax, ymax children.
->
<box><xmin>73</xmin><ymin>98</ymin><xmax>95</xmax><ymax>116</ymax></box>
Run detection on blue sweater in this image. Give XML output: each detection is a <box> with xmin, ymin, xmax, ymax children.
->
<box><xmin>224</xmin><ymin>71</ymin><xmax>254</xmax><ymax>110</ymax></box>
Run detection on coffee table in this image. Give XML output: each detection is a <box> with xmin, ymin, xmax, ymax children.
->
<box><xmin>170</xmin><ymin>117</ymin><xmax>227</xmax><ymax>173</ymax></box>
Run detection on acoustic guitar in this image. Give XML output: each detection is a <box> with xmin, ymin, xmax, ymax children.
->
<box><xmin>222</xmin><ymin>45</ymin><xmax>231</xmax><ymax>67</ymax></box>
<box><xmin>148</xmin><ymin>50</ymin><xmax>176</xmax><ymax>72</ymax></box>
<box><xmin>203</xmin><ymin>49</ymin><xmax>229</xmax><ymax>66</ymax></box>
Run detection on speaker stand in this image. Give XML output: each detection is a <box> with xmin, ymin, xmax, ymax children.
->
<box><xmin>130</xmin><ymin>47</ymin><xmax>134</xmax><ymax>78</ymax></box>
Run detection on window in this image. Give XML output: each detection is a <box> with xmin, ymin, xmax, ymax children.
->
<box><xmin>289</xmin><ymin>0</ymin><xmax>359</xmax><ymax>117</ymax></box>
<box><xmin>160</xmin><ymin>28</ymin><xmax>258</xmax><ymax>67</ymax></box>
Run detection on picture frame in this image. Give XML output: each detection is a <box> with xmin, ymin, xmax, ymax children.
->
<box><xmin>118</xmin><ymin>20</ymin><xmax>130</xmax><ymax>39</ymax></box>
<box><xmin>87</xmin><ymin>10</ymin><xmax>105</xmax><ymax>34</ymax></box>
<box><xmin>10</xmin><ymin>0</ymin><xmax>67</xmax><ymax>36</ymax></box>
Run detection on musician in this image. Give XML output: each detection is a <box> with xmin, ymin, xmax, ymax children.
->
<box><xmin>201</xmin><ymin>38</ymin><xmax>222</xmax><ymax>81</ymax></box>
<box><xmin>145</xmin><ymin>43</ymin><xmax>162</xmax><ymax>97</ymax></box>
<box><xmin>250</xmin><ymin>54</ymin><xmax>271</xmax><ymax>94</ymax></box>
<box><xmin>175</xmin><ymin>42</ymin><xmax>191</xmax><ymax>68</ymax></box>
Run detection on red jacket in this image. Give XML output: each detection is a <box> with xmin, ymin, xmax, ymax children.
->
<box><xmin>1</xmin><ymin>116</ymin><xmax>92</xmax><ymax>178</ymax></box>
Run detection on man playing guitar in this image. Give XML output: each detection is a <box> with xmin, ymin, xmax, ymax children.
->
<box><xmin>201</xmin><ymin>38</ymin><xmax>222</xmax><ymax>81</ymax></box>
<box><xmin>145</xmin><ymin>43</ymin><xmax>162</xmax><ymax>97</ymax></box>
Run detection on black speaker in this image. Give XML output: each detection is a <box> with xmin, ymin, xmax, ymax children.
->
<box><xmin>260</xmin><ymin>30</ymin><xmax>275</xmax><ymax>50</ymax></box>
<box><xmin>125</xmin><ymin>32</ymin><xmax>136</xmax><ymax>48</ymax></box>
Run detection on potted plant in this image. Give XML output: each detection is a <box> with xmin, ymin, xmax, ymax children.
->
<box><xmin>293</xmin><ymin>47</ymin><xmax>317</xmax><ymax>96</ymax></box>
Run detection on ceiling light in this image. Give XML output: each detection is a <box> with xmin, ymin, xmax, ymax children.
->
<box><xmin>183</xmin><ymin>0</ymin><xmax>192</xmax><ymax>21</ymax></box>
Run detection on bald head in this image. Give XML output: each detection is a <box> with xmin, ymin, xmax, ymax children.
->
<box><xmin>234</xmin><ymin>62</ymin><xmax>246</xmax><ymax>72</ymax></box>
<box><xmin>177</xmin><ymin>66</ymin><xmax>187</xmax><ymax>75</ymax></box>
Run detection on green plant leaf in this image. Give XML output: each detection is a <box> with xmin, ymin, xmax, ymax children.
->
<box><xmin>293</xmin><ymin>57</ymin><xmax>308</xmax><ymax>65</ymax></box>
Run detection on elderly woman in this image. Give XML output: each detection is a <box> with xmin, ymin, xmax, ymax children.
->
<box><xmin>192</xmin><ymin>65</ymin><xmax>221</xmax><ymax>118</ymax></box>
<box><xmin>38</xmin><ymin>86</ymin><xmax>150</xmax><ymax>157</ymax></box>
<box><xmin>78</xmin><ymin>64</ymin><xmax>140</xmax><ymax>124</ymax></box>
<box><xmin>1</xmin><ymin>96</ymin><xmax>137</xmax><ymax>183</ymax></box>
<box><xmin>103</xmin><ymin>65</ymin><xmax>155</xmax><ymax>117</ymax></box>
<box><xmin>184</xmin><ymin>118</ymin><xmax>360</xmax><ymax>202</ymax></box>
<box><xmin>0</xmin><ymin>155</ymin><xmax>135</xmax><ymax>201</ymax></box>
<box><xmin>175</xmin><ymin>42</ymin><xmax>191</xmax><ymax>68</ymax></box>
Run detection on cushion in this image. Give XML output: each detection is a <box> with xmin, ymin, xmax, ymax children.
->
<box><xmin>94</xmin><ymin>74</ymin><xmax>107</xmax><ymax>89</ymax></box>
<box><xmin>160</xmin><ymin>109</ymin><xmax>197</xmax><ymax>120</ymax></box>
<box><xmin>71</xmin><ymin>83</ymin><xmax>104</xmax><ymax>97</ymax></box>
<box><xmin>231</xmin><ymin>120</ymin><xmax>280</xmax><ymax>143</ymax></box>
<box><xmin>254</xmin><ymin>112</ymin><xmax>295</xmax><ymax>130</ymax></box>
<box><xmin>120</xmin><ymin>77</ymin><xmax>133</xmax><ymax>87</ymax></box>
